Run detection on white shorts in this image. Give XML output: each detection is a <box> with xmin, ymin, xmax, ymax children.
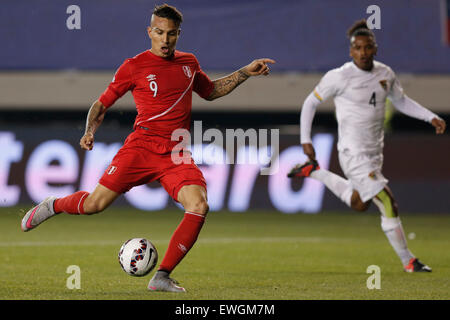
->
<box><xmin>338</xmin><ymin>150</ymin><xmax>388</xmax><ymax>202</ymax></box>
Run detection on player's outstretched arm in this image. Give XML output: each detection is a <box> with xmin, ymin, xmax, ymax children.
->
<box><xmin>206</xmin><ymin>58</ymin><xmax>275</xmax><ymax>101</ymax></box>
<box><xmin>80</xmin><ymin>100</ymin><xmax>107</xmax><ymax>151</ymax></box>
<box><xmin>390</xmin><ymin>95</ymin><xmax>446</xmax><ymax>135</ymax></box>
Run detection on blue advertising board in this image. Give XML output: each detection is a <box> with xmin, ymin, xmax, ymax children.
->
<box><xmin>1</xmin><ymin>0</ymin><xmax>449</xmax><ymax>73</ymax></box>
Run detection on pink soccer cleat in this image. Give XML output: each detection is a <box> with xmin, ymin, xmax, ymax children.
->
<box><xmin>21</xmin><ymin>196</ymin><xmax>57</xmax><ymax>232</ymax></box>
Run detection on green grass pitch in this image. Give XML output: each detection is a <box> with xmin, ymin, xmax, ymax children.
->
<box><xmin>0</xmin><ymin>206</ymin><xmax>449</xmax><ymax>300</ymax></box>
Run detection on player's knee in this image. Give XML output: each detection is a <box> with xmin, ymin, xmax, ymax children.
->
<box><xmin>194</xmin><ymin>199</ymin><xmax>209</xmax><ymax>215</ymax></box>
<box><xmin>350</xmin><ymin>192</ymin><xmax>368</xmax><ymax>212</ymax></box>
<box><xmin>351</xmin><ymin>197</ymin><xmax>370</xmax><ymax>212</ymax></box>
<box><xmin>187</xmin><ymin>198</ymin><xmax>209</xmax><ymax>215</ymax></box>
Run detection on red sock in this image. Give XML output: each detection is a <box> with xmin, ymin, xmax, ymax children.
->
<box><xmin>158</xmin><ymin>212</ymin><xmax>206</xmax><ymax>273</ymax></box>
<box><xmin>53</xmin><ymin>191</ymin><xmax>89</xmax><ymax>215</ymax></box>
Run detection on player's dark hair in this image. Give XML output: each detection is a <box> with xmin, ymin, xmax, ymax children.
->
<box><xmin>347</xmin><ymin>19</ymin><xmax>376</xmax><ymax>42</ymax></box>
<box><xmin>152</xmin><ymin>4</ymin><xmax>183</xmax><ymax>27</ymax></box>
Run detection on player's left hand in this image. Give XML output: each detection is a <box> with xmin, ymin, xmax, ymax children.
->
<box><xmin>431</xmin><ymin>117</ymin><xmax>446</xmax><ymax>134</ymax></box>
<box><xmin>243</xmin><ymin>58</ymin><xmax>276</xmax><ymax>76</ymax></box>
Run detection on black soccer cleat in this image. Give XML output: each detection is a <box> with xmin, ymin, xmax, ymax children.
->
<box><xmin>404</xmin><ymin>258</ymin><xmax>432</xmax><ymax>273</ymax></box>
<box><xmin>287</xmin><ymin>160</ymin><xmax>320</xmax><ymax>178</ymax></box>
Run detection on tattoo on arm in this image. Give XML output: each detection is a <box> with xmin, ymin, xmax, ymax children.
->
<box><xmin>207</xmin><ymin>69</ymin><xmax>249</xmax><ymax>101</ymax></box>
<box><xmin>85</xmin><ymin>101</ymin><xmax>106</xmax><ymax>135</ymax></box>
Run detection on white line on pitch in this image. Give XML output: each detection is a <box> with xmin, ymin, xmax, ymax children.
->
<box><xmin>0</xmin><ymin>236</ymin><xmax>355</xmax><ymax>247</ymax></box>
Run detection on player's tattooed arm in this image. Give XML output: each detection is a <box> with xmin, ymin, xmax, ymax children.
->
<box><xmin>206</xmin><ymin>69</ymin><xmax>250</xmax><ymax>101</ymax></box>
<box><xmin>206</xmin><ymin>58</ymin><xmax>276</xmax><ymax>101</ymax></box>
<box><xmin>80</xmin><ymin>100</ymin><xmax>107</xmax><ymax>150</ymax></box>
<box><xmin>85</xmin><ymin>100</ymin><xmax>106</xmax><ymax>135</ymax></box>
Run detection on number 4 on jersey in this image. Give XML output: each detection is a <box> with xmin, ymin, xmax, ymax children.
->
<box><xmin>369</xmin><ymin>92</ymin><xmax>376</xmax><ymax>107</ymax></box>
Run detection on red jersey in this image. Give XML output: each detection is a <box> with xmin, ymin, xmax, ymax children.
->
<box><xmin>99</xmin><ymin>50</ymin><xmax>214</xmax><ymax>140</ymax></box>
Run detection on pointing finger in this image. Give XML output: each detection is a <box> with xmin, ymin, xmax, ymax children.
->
<box><xmin>258</xmin><ymin>58</ymin><xmax>276</xmax><ymax>65</ymax></box>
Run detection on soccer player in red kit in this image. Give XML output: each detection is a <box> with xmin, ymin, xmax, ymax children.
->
<box><xmin>21</xmin><ymin>4</ymin><xmax>275</xmax><ymax>292</ymax></box>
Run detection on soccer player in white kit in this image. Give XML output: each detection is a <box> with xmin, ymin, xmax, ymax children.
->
<box><xmin>288</xmin><ymin>20</ymin><xmax>446</xmax><ymax>272</ymax></box>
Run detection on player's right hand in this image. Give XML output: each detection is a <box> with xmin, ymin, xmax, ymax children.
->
<box><xmin>302</xmin><ymin>143</ymin><xmax>316</xmax><ymax>161</ymax></box>
<box><xmin>431</xmin><ymin>117</ymin><xmax>446</xmax><ymax>134</ymax></box>
<box><xmin>80</xmin><ymin>132</ymin><xmax>95</xmax><ymax>150</ymax></box>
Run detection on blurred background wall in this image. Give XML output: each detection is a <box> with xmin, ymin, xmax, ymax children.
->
<box><xmin>1</xmin><ymin>0</ymin><xmax>449</xmax><ymax>213</ymax></box>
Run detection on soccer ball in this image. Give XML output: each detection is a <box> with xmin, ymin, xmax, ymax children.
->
<box><xmin>118</xmin><ymin>238</ymin><xmax>158</xmax><ymax>277</ymax></box>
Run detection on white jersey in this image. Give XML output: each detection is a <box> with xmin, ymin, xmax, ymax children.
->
<box><xmin>301</xmin><ymin>60</ymin><xmax>439</xmax><ymax>201</ymax></box>
<box><xmin>313</xmin><ymin>61</ymin><xmax>404</xmax><ymax>155</ymax></box>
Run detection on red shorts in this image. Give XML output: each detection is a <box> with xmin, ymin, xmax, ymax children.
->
<box><xmin>99</xmin><ymin>131</ymin><xmax>206</xmax><ymax>202</ymax></box>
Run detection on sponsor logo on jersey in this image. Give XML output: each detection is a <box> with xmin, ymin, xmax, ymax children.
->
<box><xmin>379</xmin><ymin>80</ymin><xmax>388</xmax><ymax>91</ymax></box>
<box><xmin>146</xmin><ymin>74</ymin><xmax>156</xmax><ymax>81</ymax></box>
<box><xmin>182</xmin><ymin>66</ymin><xmax>192</xmax><ymax>78</ymax></box>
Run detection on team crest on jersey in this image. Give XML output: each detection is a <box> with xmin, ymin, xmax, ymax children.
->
<box><xmin>379</xmin><ymin>80</ymin><xmax>388</xmax><ymax>91</ymax></box>
<box><xmin>182</xmin><ymin>66</ymin><xmax>192</xmax><ymax>78</ymax></box>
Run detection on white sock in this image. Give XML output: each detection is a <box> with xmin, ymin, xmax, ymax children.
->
<box><xmin>310</xmin><ymin>168</ymin><xmax>353</xmax><ymax>207</ymax></box>
<box><xmin>380</xmin><ymin>216</ymin><xmax>414</xmax><ymax>266</ymax></box>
